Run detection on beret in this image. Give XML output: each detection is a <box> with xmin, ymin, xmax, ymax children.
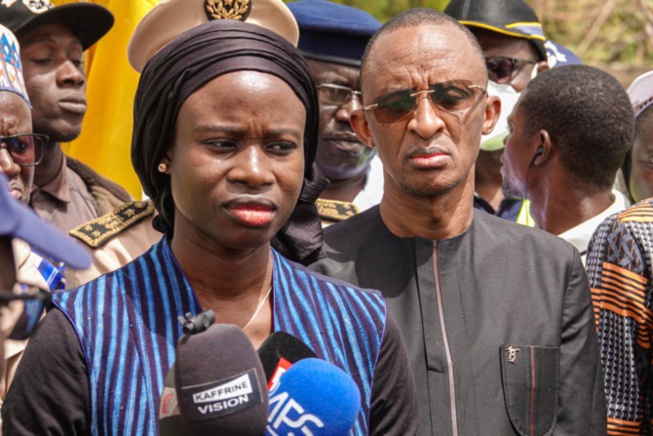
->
<box><xmin>287</xmin><ymin>0</ymin><xmax>381</xmax><ymax>67</ymax></box>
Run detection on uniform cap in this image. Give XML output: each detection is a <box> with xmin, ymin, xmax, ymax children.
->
<box><xmin>0</xmin><ymin>0</ymin><xmax>114</xmax><ymax>50</ymax></box>
<box><xmin>287</xmin><ymin>0</ymin><xmax>381</xmax><ymax>67</ymax></box>
<box><xmin>444</xmin><ymin>0</ymin><xmax>547</xmax><ymax>62</ymax></box>
<box><xmin>128</xmin><ymin>0</ymin><xmax>299</xmax><ymax>73</ymax></box>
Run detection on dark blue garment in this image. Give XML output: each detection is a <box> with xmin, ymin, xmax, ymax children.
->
<box><xmin>52</xmin><ymin>238</ymin><xmax>385</xmax><ymax>436</ymax></box>
<box><xmin>473</xmin><ymin>195</ymin><xmax>524</xmax><ymax>223</ymax></box>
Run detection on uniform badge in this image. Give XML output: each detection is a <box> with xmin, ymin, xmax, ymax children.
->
<box><xmin>204</xmin><ymin>0</ymin><xmax>251</xmax><ymax>22</ymax></box>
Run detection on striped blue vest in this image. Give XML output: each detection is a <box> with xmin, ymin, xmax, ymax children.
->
<box><xmin>53</xmin><ymin>239</ymin><xmax>386</xmax><ymax>435</ymax></box>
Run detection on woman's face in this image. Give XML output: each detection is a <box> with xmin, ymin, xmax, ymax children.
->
<box><xmin>167</xmin><ymin>71</ymin><xmax>306</xmax><ymax>252</ymax></box>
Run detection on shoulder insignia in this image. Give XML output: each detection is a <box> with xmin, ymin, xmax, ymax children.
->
<box><xmin>316</xmin><ymin>199</ymin><xmax>360</xmax><ymax>222</ymax></box>
<box><xmin>69</xmin><ymin>200</ymin><xmax>155</xmax><ymax>249</ymax></box>
<box><xmin>204</xmin><ymin>0</ymin><xmax>251</xmax><ymax>21</ymax></box>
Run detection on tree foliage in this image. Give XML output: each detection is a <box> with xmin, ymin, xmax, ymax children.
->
<box><xmin>285</xmin><ymin>0</ymin><xmax>651</xmax><ymax>81</ymax></box>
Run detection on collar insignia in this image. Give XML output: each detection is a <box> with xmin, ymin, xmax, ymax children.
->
<box><xmin>204</xmin><ymin>0</ymin><xmax>251</xmax><ymax>22</ymax></box>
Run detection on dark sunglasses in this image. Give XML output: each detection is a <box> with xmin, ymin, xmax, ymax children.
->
<box><xmin>485</xmin><ymin>57</ymin><xmax>538</xmax><ymax>84</ymax></box>
<box><xmin>316</xmin><ymin>83</ymin><xmax>362</xmax><ymax>106</ymax></box>
<box><xmin>0</xmin><ymin>134</ymin><xmax>48</xmax><ymax>167</ymax></box>
<box><xmin>0</xmin><ymin>286</ymin><xmax>51</xmax><ymax>340</ymax></box>
<box><xmin>363</xmin><ymin>80</ymin><xmax>487</xmax><ymax>124</ymax></box>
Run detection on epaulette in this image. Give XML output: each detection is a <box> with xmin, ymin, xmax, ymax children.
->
<box><xmin>316</xmin><ymin>198</ymin><xmax>360</xmax><ymax>222</ymax></box>
<box><xmin>69</xmin><ymin>200</ymin><xmax>155</xmax><ymax>249</ymax></box>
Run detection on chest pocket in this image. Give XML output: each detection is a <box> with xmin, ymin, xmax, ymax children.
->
<box><xmin>500</xmin><ymin>344</ymin><xmax>559</xmax><ymax>436</ymax></box>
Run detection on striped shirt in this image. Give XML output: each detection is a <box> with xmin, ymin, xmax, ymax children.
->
<box><xmin>52</xmin><ymin>238</ymin><xmax>386</xmax><ymax>435</ymax></box>
<box><xmin>587</xmin><ymin>199</ymin><xmax>653</xmax><ymax>435</ymax></box>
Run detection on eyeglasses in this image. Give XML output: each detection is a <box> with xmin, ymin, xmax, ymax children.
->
<box><xmin>0</xmin><ymin>285</ymin><xmax>51</xmax><ymax>340</ymax></box>
<box><xmin>0</xmin><ymin>134</ymin><xmax>48</xmax><ymax>167</ymax></box>
<box><xmin>363</xmin><ymin>80</ymin><xmax>487</xmax><ymax>124</ymax></box>
<box><xmin>316</xmin><ymin>83</ymin><xmax>362</xmax><ymax>106</ymax></box>
<box><xmin>485</xmin><ymin>57</ymin><xmax>538</xmax><ymax>84</ymax></box>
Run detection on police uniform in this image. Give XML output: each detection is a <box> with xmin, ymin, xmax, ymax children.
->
<box><xmin>67</xmin><ymin>200</ymin><xmax>162</xmax><ymax>287</ymax></box>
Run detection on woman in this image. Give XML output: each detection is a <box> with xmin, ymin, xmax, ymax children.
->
<box><xmin>2</xmin><ymin>21</ymin><xmax>417</xmax><ymax>435</ymax></box>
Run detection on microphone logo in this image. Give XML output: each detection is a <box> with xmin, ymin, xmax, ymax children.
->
<box><xmin>266</xmin><ymin>388</ymin><xmax>325</xmax><ymax>435</ymax></box>
<box><xmin>180</xmin><ymin>368</ymin><xmax>265</xmax><ymax>422</ymax></box>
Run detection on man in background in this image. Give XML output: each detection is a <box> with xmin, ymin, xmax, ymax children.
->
<box><xmin>288</xmin><ymin>0</ymin><xmax>383</xmax><ymax>225</ymax></box>
<box><xmin>445</xmin><ymin>0</ymin><xmax>579</xmax><ymax>224</ymax></box>
<box><xmin>0</xmin><ymin>0</ymin><xmax>131</xmax><ymax>233</ymax></box>
<box><xmin>501</xmin><ymin>65</ymin><xmax>632</xmax><ymax>263</ymax></box>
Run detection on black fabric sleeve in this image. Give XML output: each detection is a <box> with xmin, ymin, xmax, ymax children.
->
<box><xmin>2</xmin><ymin>308</ymin><xmax>90</xmax><ymax>435</ymax></box>
<box><xmin>369</xmin><ymin>315</ymin><xmax>419</xmax><ymax>435</ymax></box>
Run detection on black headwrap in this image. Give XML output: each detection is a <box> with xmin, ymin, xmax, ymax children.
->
<box><xmin>132</xmin><ymin>20</ymin><xmax>327</xmax><ymax>264</ymax></box>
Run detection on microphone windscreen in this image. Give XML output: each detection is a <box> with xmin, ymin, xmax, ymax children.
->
<box><xmin>257</xmin><ymin>331</ymin><xmax>317</xmax><ymax>388</ymax></box>
<box><xmin>265</xmin><ymin>358</ymin><xmax>361</xmax><ymax>436</ymax></box>
<box><xmin>174</xmin><ymin>324</ymin><xmax>269</xmax><ymax>436</ymax></box>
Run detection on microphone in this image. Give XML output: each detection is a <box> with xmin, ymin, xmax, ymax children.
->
<box><xmin>265</xmin><ymin>358</ymin><xmax>361</xmax><ymax>436</ymax></box>
<box><xmin>257</xmin><ymin>331</ymin><xmax>317</xmax><ymax>390</ymax></box>
<box><xmin>159</xmin><ymin>314</ymin><xmax>269</xmax><ymax>436</ymax></box>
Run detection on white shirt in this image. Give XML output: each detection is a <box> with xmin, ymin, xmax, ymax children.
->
<box><xmin>352</xmin><ymin>154</ymin><xmax>384</xmax><ymax>212</ymax></box>
<box><xmin>558</xmin><ymin>190</ymin><xmax>627</xmax><ymax>264</ymax></box>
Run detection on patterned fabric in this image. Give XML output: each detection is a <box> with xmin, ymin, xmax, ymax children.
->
<box><xmin>52</xmin><ymin>238</ymin><xmax>385</xmax><ymax>436</ymax></box>
<box><xmin>587</xmin><ymin>199</ymin><xmax>653</xmax><ymax>435</ymax></box>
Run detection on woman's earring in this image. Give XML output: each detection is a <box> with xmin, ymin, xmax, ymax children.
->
<box><xmin>157</xmin><ymin>163</ymin><xmax>168</xmax><ymax>173</ymax></box>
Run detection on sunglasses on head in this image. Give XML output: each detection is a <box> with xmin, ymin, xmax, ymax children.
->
<box><xmin>363</xmin><ymin>80</ymin><xmax>487</xmax><ymax>124</ymax></box>
<box><xmin>0</xmin><ymin>286</ymin><xmax>51</xmax><ymax>340</ymax></box>
<box><xmin>485</xmin><ymin>57</ymin><xmax>538</xmax><ymax>84</ymax></box>
<box><xmin>0</xmin><ymin>134</ymin><xmax>48</xmax><ymax>167</ymax></box>
<box><xmin>316</xmin><ymin>83</ymin><xmax>362</xmax><ymax>106</ymax></box>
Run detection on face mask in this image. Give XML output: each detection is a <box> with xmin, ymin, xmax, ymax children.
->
<box><xmin>480</xmin><ymin>81</ymin><xmax>521</xmax><ymax>152</ymax></box>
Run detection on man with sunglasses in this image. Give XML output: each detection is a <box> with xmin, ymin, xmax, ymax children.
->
<box><xmin>288</xmin><ymin>0</ymin><xmax>383</xmax><ymax>225</ymax></box>
<box><xmin>311</xmin><ymin>8</ymin><xmax>606</xmax><ymax>435</ymax></box>
<box><xmin>0</xmin><ymin>0</ymin><xmax>132</xmax><ymax>234</ymax></box>
<box><xmin>444</xmin><ymin>0</ymin><xmax>550</xmax><ymax>225</ymax></box>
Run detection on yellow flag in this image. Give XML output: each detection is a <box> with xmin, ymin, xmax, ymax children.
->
<box><xmin>53</xmin><ymin>0</ymin><xmax>156</xmax><ymax>199</ymax></box>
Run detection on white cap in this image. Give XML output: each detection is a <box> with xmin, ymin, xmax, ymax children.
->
<box><xmin>627</xmin><ymin>70</ymin><xmax>653</xmax><ymax>118</ymax></box>
<box><xmin>128</xmin><ymin>0</ymin><xmax>299</xmax><ymax>73</ymax></box>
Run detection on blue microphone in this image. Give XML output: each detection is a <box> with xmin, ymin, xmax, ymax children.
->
<box><xmin>265</xmin><ymin>358</ymin><xmax>361</xmax><ymax>436</ymax></box>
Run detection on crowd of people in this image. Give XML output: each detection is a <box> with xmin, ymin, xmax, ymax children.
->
<box><xmin>0</xmin><ymin>0</ymin><xmax>651</xmax><ymax>434</ymax></box>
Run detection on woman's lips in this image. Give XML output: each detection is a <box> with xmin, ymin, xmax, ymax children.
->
<box><xmin>227</xmin><ymin>205</ymin><xmax>275</xmax><ymax>227</ymax></box>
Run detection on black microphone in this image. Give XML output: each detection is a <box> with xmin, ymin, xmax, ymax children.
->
<box><xmin>159</xmin><ymin>311</ymin><xmax>269</xmax><ymax>436</ymax></box>
<box><xmin>257</xmin><ymin>331</ymin><xmax>317</xmax><ymax>390</ymax></box>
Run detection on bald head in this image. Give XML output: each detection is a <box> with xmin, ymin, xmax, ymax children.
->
<box><xmin>361</xmin><ymin>8</ymin><xmax>486</xmax><ymax>90</ymax></box>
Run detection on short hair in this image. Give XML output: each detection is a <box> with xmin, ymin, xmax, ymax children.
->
<box><xmin>520</xmin><ymin>65</ymin><xmax>635</xmax><ymax>190</ymax></box>
<box><xmin>360</xmin><ymin>8</ymin><xmax>486</xmax><ymax>87</ymax></box>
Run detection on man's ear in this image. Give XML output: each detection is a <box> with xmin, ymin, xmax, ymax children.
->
<box><xmin>482</xmin><ymin>95</ymin><xmax>501</xmax><ymax>135</ymax></box>
<box><xmin>350</xmin><ymin>108</ymin><xmax>375</xmax><ymax>149</ymax></box>
<box><xmin>536</xmin><ymin>129</ymin><xmax>553</xmax><ymax>164</ymax></box>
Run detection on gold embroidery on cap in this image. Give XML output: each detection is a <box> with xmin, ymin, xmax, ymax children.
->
<box><xmin>204</xmin><ymin>0</ymin><xmax>251</xmax><ymax>21</ymax></box>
